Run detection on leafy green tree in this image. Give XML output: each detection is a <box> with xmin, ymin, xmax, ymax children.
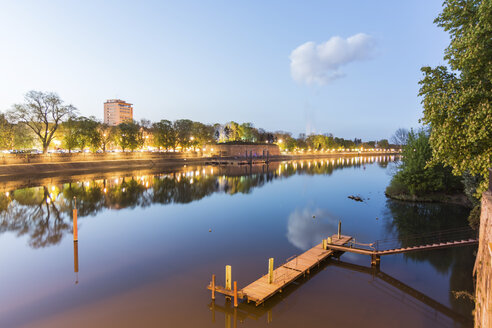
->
<box><xmin>98</xmin><ymin>123</ymin><xmax>114</xmax><ymax>152</ymax></box>
<box><xmin>191</xmin><ymin>122</ymin><xmax>214</xmax><ymax>150</ymax></box>
<box><xmin>388</xmin><ymin>129</ymin><xmax>462</xmax><ymax>196</ymax></box>
<box><xmin>153</xmin><ymin>120</ymin><xmax>177</xmax><ymax>151</ymax></box>
<box><xmin>378</xmin><ymin>139</ymin><xmax>390</xmax><ymax>149</ymax></box>
<box><xmin>78</xmin><ymin>116</ymin><xmax>101</xmax><ymax>152</ymax></box>
<box><xmin>174</xmin><ymin>119</ymin><xmax>193</xmax><ymax>150</ymax></box>
<box><xmin>61</xmin><ymin>117</ymin><xmax>80</xmax><ymax>153</ymax></box>
<box><xmin>13</xmin><ymin>124</ymin><xmax>36</xmax><ymax>150</ymax></box>
<box><xmin>8</xmin><ymin>91</ymin><xmax>77</xmax><ymax>153</ymax></box>
<box><xmin>225</xmin><ymin>121</ymin><xmax>241</xmax><ymax>141</ymax></box>
<box><xmin>0</xmin><ymin>114</ymin><xmax>14</xmax><ymax>150</ymax></box>
<box><xmin>239</xmin><ymin>123</ymin><xmax>257</xmax><ymax>142</ymax></box>
<box><xmin>116</xmin><ymin>121</ymin><xmax>144</xmax><ymax>151</ymax></box>
<box><xmin>419</xmin><ymin>0</ymin><xmax>491</xmax><ymax>195</ymax></box>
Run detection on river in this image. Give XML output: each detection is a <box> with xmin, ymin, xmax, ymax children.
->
<box><xmin>0</xmin><ymin>155</ymin><xmax>475</xmax><ymax>328</ymax></box>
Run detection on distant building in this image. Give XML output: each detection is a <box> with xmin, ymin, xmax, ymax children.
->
<box><xmin>103</xmin><ymin>99</ymin><xmax>133</xmax><ymax>126</ymax></box>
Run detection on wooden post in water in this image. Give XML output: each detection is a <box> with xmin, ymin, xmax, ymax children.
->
<box><xmin>268</xmin><ymin>258</ymin><xmax>274</xmax><ymax>284</ymax></box>
<box><xmin>327</xmin><ymin>236</ymin><xmax>332</xmax><ymax>244</ymax></box>
<box><xmin>322</xmin><ymin>239</ymin><xmax>327</xmax><ymax>250</ymax></box>
<box><xmin>225</xmin><ymin>265</ymin><xmax>232</xmax><ymax>290</ymax></box>
<box><xmin>337</xmin><ymin>221</ymin><xmax>341</xmax><ymax>239</ymax></box>
<box><xmin>233</xmin><ymin>281</ymin><xmax>238</xmax><ymax>307</ymax></box>
<box><xmin>211</xmin><ymin>274</ymin><xmax>216</xmax><ymax>300</ymax></box>
<box><xmin>73</xmin><ymin>240</ymin><xmax>79</xmax><ymax>284</ymax></box>
<box><xmin>73</xmin><ymin>197</ymin><xmax>78</xmax><ymax>242</ymax></box>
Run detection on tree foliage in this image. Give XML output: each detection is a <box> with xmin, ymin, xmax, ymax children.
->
<box><xmin>8</xmin><ymin>91</ymin><xmax>77</xmax><ymax>153</ymax></box>
<box><xmin>389</xmin><ymin>129</ymin><xmax>462</xmax><ymax>196</ymax></box>
<box><xmin>116</xmin><ymin>121</ymin><xmax>144</xmax><ymax>151</ymax></box>
<box><xmin>419</xmin><ymin>0</ymin><xmax>492</xmax><ymax>195</ymax></box>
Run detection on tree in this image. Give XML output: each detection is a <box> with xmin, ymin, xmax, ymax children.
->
<box><xmin>8</xmin><ymin>91</ymin><xmax>77</xmax><ymax>153</ymax></box>
<box><xmin>0</xmin><ymin>114</ymin><xmax>14</xmax><ymax>150</ymax></box>
<box><xmin>388</xmin><ymin>128</ymin><xmax>462</xmax><ymax>196</ymax></box>
<box><xmin>116</xmin><ymin>121</ymin><xmax>144</xmax><ymax>151</ymax></box>
<box><xmin>153</xmin><ymin>120</ymin><xmax>177</xmax><ymax>151</ymax></box>
<box><xmin>61</xmin><ymin>117</ymin><xmax>80</xmax><ymax>153</ymax></box>
<box><xmin>12</xmin><ymin>124</ymin><xmax>36</xmax><ymax>150</ymax></box>
<box><xmin>191</xmin><ymin>122</ymin><xmax>214</xmax><ymax>150</ymax></box>
<box><xmin>98</xmin><ymin>123</ymin><xmax>114</xmax><ymax>152</ymax></box>
<box><xmin>378</xmin><ymin>139</ymin><xmax>390</xmax><ymax>149</ymax></box>
<box><xmin>174</xmin><ymin>119</ymin><xmax>193</xmax><ymax>150</ymax></box>
<box><xmin>419</xmin><ymin>0</ymin><xmax>492</xmax><ymax>195</ymax></box>
<box><xmin>391</xmin><ymin>128</ymin><xmax>409</xmax><ymax>147</ymax></box>
<box><xmin>78</xmin><ymin>116</ymin><xmax>101</xmax><ymax>152</ymax></box>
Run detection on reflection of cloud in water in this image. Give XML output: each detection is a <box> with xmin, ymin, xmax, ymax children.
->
<box><xmin>287</xmin><ymin>208</ymin><xmax>338</xmax><ymax>250</ymax></box>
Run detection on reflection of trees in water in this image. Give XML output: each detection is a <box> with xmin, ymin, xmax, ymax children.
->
<box><xmin>0</xmin><ymin>187</ymin><xmax>70</xmax><ymax>248</ymax></box>
<box><xmin>0</xmin><ymin>156</ymin><xmax>393</xmax><ymax>248</ymax></box>
<box><xmin>383</xmin><ymin>199</ymin><xmax>474</xmax><ymax>317</ymax></box>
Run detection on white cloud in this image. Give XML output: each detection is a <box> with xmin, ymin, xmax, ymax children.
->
<box><xmin>286</xmin><ymin>207</ymin><xmax>338</xmax><ymax>250</ymax></box>
<box><xmin>289</xmin><ymin>33</ymin><xmax>376</xmax><ymax>85</ymax></box>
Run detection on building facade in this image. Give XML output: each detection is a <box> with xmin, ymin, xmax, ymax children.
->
<box><xmin>103</xmin><ymin>99</ymin><xmax>133</xmax><ymax>126</ymax></box>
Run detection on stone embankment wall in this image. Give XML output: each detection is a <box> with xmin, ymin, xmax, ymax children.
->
<box><xmin>204</xmin><ymin>144</ymin><xmax>280</xmax><ymax>157</ymax></box>
<box><xmin>0</xmin><ymin>151</ymin><xmax>198</xmax><ymax>165</ymax></box>
<box><xmin>475</xmin><ymin>190</ymin><xmax>492</xmax><ymax>328</ymax></box>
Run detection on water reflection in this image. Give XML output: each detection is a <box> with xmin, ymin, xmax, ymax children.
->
<box><xmin>73</xmin><ymin>241</ymin><xmax>79</xmax><ymax>284</ymax></box>
<box><xmin>383</xmin><ymin>199</ymin><xmax>474</xmax><ymax>318</ymax></box>
<box><xmin>208</xmin><ymin>258</ymin><xmax>472</xmax><ymax>327</ymax></box>
<box><xmin>0</xmin><ymin>156</ymin><xmax>395</xmax><ymax>248</ymax></box>
<box><xmin>286</xmin><ymin>208</ymin><xmax>338</xmax><ymax>250</ymax></box>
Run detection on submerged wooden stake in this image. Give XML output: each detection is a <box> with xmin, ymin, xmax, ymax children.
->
<box><xmin>268</xmin><ymin>258</ymin><xmax>274</xmax><ymax>284</ymax></box>
<box><xmin>226</xmin><ymin>265</ymin><xmax>231</xmax><ymax>290</ymax></box>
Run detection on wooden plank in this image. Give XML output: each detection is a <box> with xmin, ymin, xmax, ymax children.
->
<box><xmin>240</xmin><ymin>234</ymin><xmax>352</xmax><ymax>305</ymax></box>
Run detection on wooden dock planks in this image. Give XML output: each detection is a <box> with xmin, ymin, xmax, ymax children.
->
<box><xmin>241</xmin><ymin>234</ymin><xmax>352</xmax><ymax>305</ymax></box>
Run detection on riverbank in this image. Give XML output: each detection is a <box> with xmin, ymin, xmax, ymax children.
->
<box><xmin>385</xmin><ymin>190</ymin><xmax>473</xmax><ymax>208</ymax></box>
<box><xmin>0</xmin><ymin>151</ymin><xmax>397</xmax><ymax>179</ymax></box>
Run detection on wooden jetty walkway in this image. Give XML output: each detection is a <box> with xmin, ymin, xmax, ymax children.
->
<box><xmin>207</xmin><ymin>234</ymin><xmax>352</xmax><ymax>306</ymax></box>
<box><xmin>207</xmin><ymin>225</ymin><xmax>478</xmax><ymax>307</ymax></box>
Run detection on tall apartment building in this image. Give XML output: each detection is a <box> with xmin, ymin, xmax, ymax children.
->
<box><xmin>103</xmin><ymin>99</ymin><xmax>133</xmax><ymax>126</ymax></box>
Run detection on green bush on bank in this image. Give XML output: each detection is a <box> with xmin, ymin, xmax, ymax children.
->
<box><xmin>386</xmin><ymin>128</ymin><xmax>462</xmax><ymax>197</ymax></box>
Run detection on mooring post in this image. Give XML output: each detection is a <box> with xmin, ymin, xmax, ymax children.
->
<box><xmin>226</xmin><ymin>265</ymin><xmax>232</xmax><ymax>290</ymax></box>
<box><xmin>327</xmin><ymin>236</ymin><xmax>332</xmax><ymax>244</ymax></box>
<box><xmin>73</xmin><ymin>240</ymin><xmax>79</xmax><ymax>284</ymax></box>
<box><xmin>268</xmin><ymin>258</ymin><xmax>274</xmax><ymax>284</ymax></box>
<box><xmin>73</xmin><ymin>197</ymin><xmax>78</xmax><ymax>242</ymax></box>
<box><xmin>322</xmin><ymin>239</ymin><xmax>327</xmax><ymax>250</ymax></box>
<box><xmin>337</xmin><ymin>220</ymin><xmax>341</xmax><ymax>239</ymax></box>
<box><xmin>371</xmin><ymin>254</ymin><xmax>380</xmax><ymax>268</ymax></box>
<box><xmin>233</xmin><ymin>281</ymin><xmax>238</xmax><ymax>307</ymax></box>
<box><xmin>211</xmin><ymin>274</ymin><xmax>216</xmax><ymax>300</ymax></box>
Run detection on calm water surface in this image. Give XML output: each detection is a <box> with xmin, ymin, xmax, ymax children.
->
<box><xmin>0</xmin><ymin>156</ymin><xmax>475</xmax><ymax>328</ymax></box>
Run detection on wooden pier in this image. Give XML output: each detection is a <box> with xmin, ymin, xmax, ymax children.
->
<box><xmin>207</xmin><ymin>234</ymin><xmax>352</xmax><ymax>306</ymax></box>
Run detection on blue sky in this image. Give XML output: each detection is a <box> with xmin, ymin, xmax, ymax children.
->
<box><xmin>0</xmin><ymin>0</ymin><xmax>449</xmax><ymax>140</ymax></box>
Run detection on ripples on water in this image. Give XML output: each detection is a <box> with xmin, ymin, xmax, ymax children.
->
<box><xmin>0</xmin><ymin>155</ymin><xmax>475</xmax><ymax>328</ymax></box>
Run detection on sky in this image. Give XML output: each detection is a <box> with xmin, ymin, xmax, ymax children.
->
<box><xmin>0</xmin><ymin>0</ymin><xmax>450</xmax><ymax>140</ymax></box>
